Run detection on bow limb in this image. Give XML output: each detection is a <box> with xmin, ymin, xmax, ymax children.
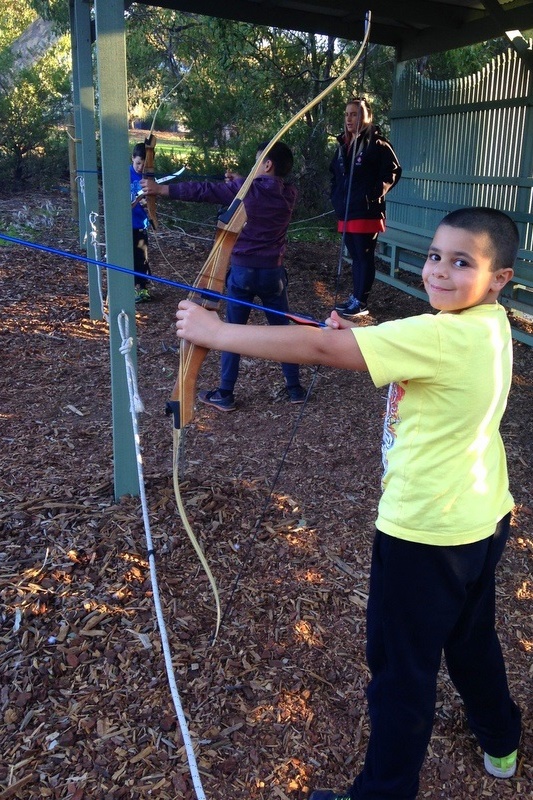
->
<box><xmin>171</xmin><ymin>200</ymin><xmax>247</xmax><ymax>428</ymax></box>
<box><xmin>166</xmin><ymin>202</ymin><xmax>245</xmax><ymax>644</ymax></box>
<box><xmin>172</xmin><ymin>427</ymin><xmax>222</xmax><ymax>640</ymax></box>
<box><xmin>142</xmin><ymin>75</ymin><xmax>191</xmax><ymax>230</ymax></box>
<box><xmin>143</xmin><ymin>133</ymin><xmax>158</xmax><ymax>230</ymax></box>
<box><xmin>231</xmin><ymin>11</ymin><xmax>372</xmax><ymax>202</ymax></box>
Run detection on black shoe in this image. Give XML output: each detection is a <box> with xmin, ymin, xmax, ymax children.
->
<box><xmin>340</xmin><ymin>297</ymin><xmax>368</xmax><ymax>319</ymax></box>
<box><xmin>287</xmin><ymin>384</ymin><xmax>307</xmax><ymax>404</ymax></box>
<box><xmin>309</xmin><ymin>791</ymin><xmax>352</xmax><ymax>800</ymax></box>
<box><xmin>197</xmin><ymin>389</ymin><xmax>236</xmax><ymax>412</ymax></box>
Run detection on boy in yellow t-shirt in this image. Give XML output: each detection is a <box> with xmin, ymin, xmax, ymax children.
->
<box><xmin>174</xmin><ymin>207</ymin><xmax>521</xmax><ymax>799</ymax></box>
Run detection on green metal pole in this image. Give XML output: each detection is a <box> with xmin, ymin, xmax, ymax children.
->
<box><xmin>94</xmin><ymin>0</ymin><xmax>139</xmax><ymax>498</ymax></box>
<box><xmin>72</xmin><ymin>0</ymin><xmax>102</xmax><ymax>320</ymax></box>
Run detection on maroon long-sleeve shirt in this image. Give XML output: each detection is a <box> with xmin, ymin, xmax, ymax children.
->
<box><xmin>168</xmin><ymin>175</ymin><xmax>297</xmax><ymax>269</ymax></box>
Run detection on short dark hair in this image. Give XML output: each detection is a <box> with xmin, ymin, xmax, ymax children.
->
<box><xmin>257</xmin><ymin>140</ymin><xmax>293</xmax><ymax>177</ymax></box>
<box><xmin>132</xmin><ymin>143</ymin><xmax>146</xmax><ymax>159</ymax></box>
<box><xmin>439</xmin><ymin>207</ymin><xmax>519</xmax><ymax>271</ymax></box>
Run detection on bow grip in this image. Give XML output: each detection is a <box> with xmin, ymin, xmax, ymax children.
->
<box><xmin>165</xmin><ymin>399</ymin><xmax>181</xmax><ymax>430</ymax></box>
<box><xmin>218</xmin><ymin>198</ymin><xmax>244</xmax><ymax>229</ymax></box>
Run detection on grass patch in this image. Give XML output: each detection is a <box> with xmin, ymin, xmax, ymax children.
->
<box><xmin>288</xmin><ymin>215</ymin><xmax>337</xmax><ymax>243</ymax></box>
<box><xmin>148</xmin><ymin>141</ymin><xmax>192</xmax><ymax>156</ymax></box>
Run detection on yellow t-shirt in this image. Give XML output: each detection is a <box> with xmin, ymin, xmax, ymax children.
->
<box><xmin>354</xmin><ymin>304</ymin><xmax>514</xmax><ymax>545</ymax></box>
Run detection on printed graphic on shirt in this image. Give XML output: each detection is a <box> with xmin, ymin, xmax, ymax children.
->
<box><xmin>381</xmin><ymin>381</ymin><xmax>404</xmax><ymax>484</ymax></box>
<box><xmin>131</xmin><ymin>176</ymin><xmax>139</xmax><ymax>201</ymax></box>
<box><xmin>131</xmin><ymin>173</ymin><xmax>149</xmax><ymax>230</ymax></box>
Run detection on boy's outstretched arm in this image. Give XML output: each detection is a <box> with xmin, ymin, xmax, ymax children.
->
<box><xmin>175</xmin><ymin>302</ymin><xmax>368</xmax><ymax>372</ymax></box>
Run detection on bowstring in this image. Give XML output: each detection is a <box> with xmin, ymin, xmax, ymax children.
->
<box><xmin>145</xmin><ymin>68</ymin><xmax>196</xmax><ymax>276</ymax></box>
<box><xmin>148</xmin><ymin>70</ymin><xmax>193</xmax><ymax>137</ymax></box>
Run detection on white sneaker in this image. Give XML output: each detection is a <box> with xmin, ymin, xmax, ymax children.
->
<box><xmin>484</xmin><ymin>750</ymin><xmax>517</xmax><ymax>778</ymax></box>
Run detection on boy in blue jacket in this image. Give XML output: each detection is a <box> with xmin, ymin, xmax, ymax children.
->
<box><xmin>142</xmin><ymin>141</ymin><xmax>306</xmax><ymax>409</ymax></box>
<box><xmin>174</xmin><ymin>207</ymin><xmax>521</xmax><ymax>799</ymax></box>
<box><xmin>130</xmin><ymin>143</ymin><xmax>151</xmax><ymax>302</ymax></box>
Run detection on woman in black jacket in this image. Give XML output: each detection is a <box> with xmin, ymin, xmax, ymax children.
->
<box><xmin>330</xmin><ymin>98</ymin><xmax>402</xmax><ymax>317</ymax></box>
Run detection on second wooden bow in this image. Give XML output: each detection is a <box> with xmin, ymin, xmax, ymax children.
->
<box><xmin>143</xmin><ymin>133</ymin><xmax>158</xmax><ymax>230</ymax></box>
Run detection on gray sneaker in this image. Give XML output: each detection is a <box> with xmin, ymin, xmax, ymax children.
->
<box><xmin>484</xmin><ymin>750</ymin><xmax>517</xmax><ymax>778</ymax></box>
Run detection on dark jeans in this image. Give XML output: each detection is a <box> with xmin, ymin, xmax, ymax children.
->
<box><xmin>220</xmin><ymin>265</ymin><xmax>300</xmax><ymax>392</ymax></box>
<box><xmin>344</xmin><ymin>232</ymin><xmax>378</xmax><ymax>305</ymax></box>
<box><xmin>352</xmin><ymin>514</ymin><xmax>521</xmax><ymax>800</ymax></box>
<box><xmin>132</xmin><ymin>228</ymin><xmax>150</xmax><ymax>289</ymax></box>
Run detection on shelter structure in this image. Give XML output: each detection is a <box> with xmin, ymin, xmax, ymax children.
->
<box><xmin>136</xmin><ymin>0</ymin><xmax>533</xmax><ymax>62</ymax></box>
<box><xmin>70</xmin><ymin>0</ymin><xmax>533</xmax><ymax>495</ymax></box>
<box><xmin>139</xmin><ymin>1</ymin><xmax>533</xmax><ymax>340</ymax></box>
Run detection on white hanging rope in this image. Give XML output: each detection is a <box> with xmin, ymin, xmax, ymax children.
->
<box><xmin>75</xmin><ymin>174</ymin><xmax>88</xmax><ymax>247</ymax></box>
<box><xmin>117</xmin><ymin>311</ymin><xmax>207</xmax><ymax>800</ymax></box>
<box><xmin>89</xmin><ymin>210</ymin><xmax>109</xmax><ymax>321</ymax></box>
<box><xmin>76</xmin><ymin>173</ymin><xmax>108</xmax><ymax>319</ymax></box>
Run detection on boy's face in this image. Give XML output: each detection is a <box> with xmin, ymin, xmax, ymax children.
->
<box><xmin>132</xmin><ymin>155</ymin><xmax>144</xmax><ymax>174</ymax></box>
<box><xmin>422</xmin><ymin>224</ymin><xmax>513</xmax><ymax>312</ymax></box>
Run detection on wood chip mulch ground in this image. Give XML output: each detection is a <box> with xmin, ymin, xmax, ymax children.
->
<box><xmin>0</xmin><ymin>190</ymin><xmax>531</xmax><ymax>799</ymax></box>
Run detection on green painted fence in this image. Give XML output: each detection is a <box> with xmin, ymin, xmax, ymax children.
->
<box><xmin>377</xmin><ymin>45</ymin><xmax>533</xmax><ymax>345</ymax></box>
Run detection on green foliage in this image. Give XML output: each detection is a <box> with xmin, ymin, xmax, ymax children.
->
<box><xmin>28</xmin><ymin>0</ymin><xmax>70</xmax><ymax>33</ymax></box>
<box><xmin>0</xmin><ymin>57</ymin><xmax>71</xmax><ymax>184</ymax></box>
<box><xmin>125</xmin><ymin>6</ymin><xmax>196</xmax><ymax>125</ymax></box>
<box><xmin>358</xmin><ymin>43</ymin><xmax>398</xmax><ymax>136</ymax></box>
<box><xmin>151</xmin><ymin>147</ymin><xmax>190</xmax><ymax>178</ymax></box>
<box><xmin>416</xmin><ymin>39</ymin><xmax>508</xmax><ymax>80</ymax></box>
<box><xmin>0</xmin><ymin>1</ymin><xmax>71</xmax><ymax>186</ymax></box>
<box><xmin>0</xmin><ymin>1</ymin><xmax>36</xmax><ymax>49</ymax></box>
<box><xmin>0</xmin><ymin>125</ymin><xmax>70</xmax><ymax>189</ymax></box>
<box><xmin>287</xmin><ymin>219</ymin><xmax>337</xmax><ymax>243</ymax></box>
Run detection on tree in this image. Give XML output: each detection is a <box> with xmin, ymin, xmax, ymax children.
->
<box><xmin>124</xmin><ymin>9</ymin><xmax>377</xmax><ymax>214</ymax></box>
<box><xmin>415</xmin><ymin>39</ymin><xmax>508</xmax><ymax>79</ymax></box>
<box><xmin>0</xmin><ymin>1</ymin><xmax>71</xmax><ymax>184</ymax></box>
<box><xmin>28</xmin><ymin>0</ymin><xmax>70</xmax><ymax>32</ymax></box>
<box><xmin>0</xmin><ymin>2</ymin><xmax>36</xmax><ymax>50</ymax></box>
<box><xmin>125</xmin><ymin>6</ymin><xmax>198</xmax><ymax>128</ymax></box>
